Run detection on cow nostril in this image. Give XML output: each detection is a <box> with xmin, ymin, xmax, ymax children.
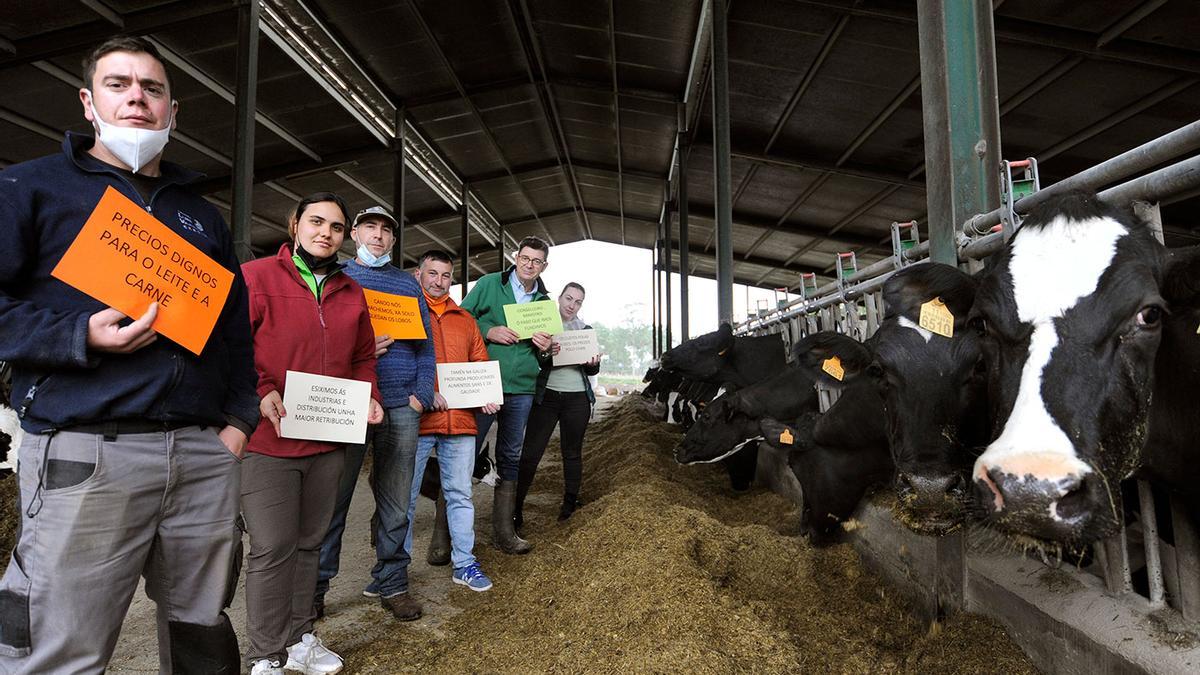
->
<box><xmin>945</xmin><ymin>474</ymin><xmax>967</xmax><ymax>497</ymax></box>
<box><xmin>895</xmin><ymin>473</ymin><xmax>915</xmax><ymax>496</ymax></box>
<box><xmin>1050</xmin><ymin>474</ymin><xmax>1090</xmax><ymax>521</ymax></box>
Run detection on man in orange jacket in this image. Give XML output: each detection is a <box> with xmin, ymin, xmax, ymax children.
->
<box><xmin>403</xmin><ymin>250</ymin><xmax>499</xmax><ymax>592</ymax></box>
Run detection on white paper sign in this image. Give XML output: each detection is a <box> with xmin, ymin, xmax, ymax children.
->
<box><xmin>552</xmin><ymin>328</ymin><xmax>600</xmax><ymax>366</ymax></box>
<box><xmin>437</xmin><ymin>361</ymin><xmax>504</xmax><ymax>409</ymax></box>
<box><xmin>279</xmin><ymin>371</ymin><xmax>372</xmax><ymax>444</ymax></box>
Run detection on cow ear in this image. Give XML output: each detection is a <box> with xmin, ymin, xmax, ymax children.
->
<box><xmin>1163</xmin><ymin>244</ymin><xmax>1200</xmax><ymax>306</ymax></box>
<box><xmin>792</xmin><ymin>331</ymin><xmax>872</xmax><ymax>386</ymax></box>
<box><xmin>759</xmin><ymin>417</ymin><xmax>797</xmax><ymax>451</ymax></box>
<box><xmin>883</xmin><ymin>262</ymin><xmax>978</xmax><ymax>328</ymax></box>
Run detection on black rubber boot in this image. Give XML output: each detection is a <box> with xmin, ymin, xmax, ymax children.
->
<box><xmin>426</xmin><ymin>493</ymin><xmax>451</xmax><ymax>566</ymax></box>
<box><xmin>492</xmin><ymin>479</ymin><xmax>532</xmax><ymax>554</ymax></box>
<box><xmin>558</xmin><ymin>493</ymin><xmax>582</xmax><ymax>522</ymax></box>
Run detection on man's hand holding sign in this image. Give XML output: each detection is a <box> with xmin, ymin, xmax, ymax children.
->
<box><xmin>500</xmin><ymin>299</ymin><xmax>562</xmax><ymax>356</ymax></box>
<box><xmin>52</xmin><ymin>186</ymin><xmax>234</xmax><ymax>355</ymax></box>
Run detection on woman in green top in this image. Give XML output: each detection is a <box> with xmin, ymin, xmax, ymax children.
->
<box><xmin>514</xmin><ymin>282</ymin><xmax>601</xmax><ymax>532</ymax></box>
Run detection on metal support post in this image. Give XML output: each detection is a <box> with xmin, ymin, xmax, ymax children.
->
<box><xmin>392</xmin><ymin>107</ymin><xmax>406</xmax><ymax>263</ymax></box>
<box><xmin>497</xmin><ymin>223</ymin><xmax>505</xmax><ymax>269</ymax></box>
<box><xmin>460</xmin><ymin>181</ymin><xmax>470</xmax><ymax>296</ymax></box>
<box><xmin>230</xmin><ymin>0</ymin><xmax>260</xmax><ymax>263</ymax></box>
<box><xmin>678</xmin><ymin>130</ymin><xmax>690</xmax><ymax>341</ymax></box>
<box><xmin>711</xmin><ymin>0</ymin><xmax>734</xmax><ymax>323</ymax></box>
<box><xmin>917</xmin><ymin>0</ymin><xmax>1001</xmax><ymax>266</ymax></box>
<box><xmin>917</xmin><ymin>0</ymin><xmax>1000</xmax><ymax>616</ymax></box>
<box><xmin>664</xmin><ymin>205</ymin><xmax>673</xmax><ymax>350</ymax></box>
<box><xmin>652</xmin><ymin>238</ymin><xmax>660</xmax><ymax>358</ymax></box>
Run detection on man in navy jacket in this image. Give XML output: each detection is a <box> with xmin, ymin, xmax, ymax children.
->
<box><xmin>0</xmin><ymin>37</ymin><xmax>257</xmax><ymax>674</ymax></box>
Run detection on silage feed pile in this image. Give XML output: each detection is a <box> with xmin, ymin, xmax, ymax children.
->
<box><xmin>339</xmin><ymin>395</ymin><xmax>1036</xmax><ymax>673</ymax></box>
<box><xmin>0</xmin><ymin>473</ymin><xmax>15</xmax><ymax>568</ymax></box>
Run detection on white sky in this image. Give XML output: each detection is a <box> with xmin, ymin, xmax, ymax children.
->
<box><xmin>446</xmin><ymin>240</ymin><xmax>792</xmax><ymax>344</ymax></box>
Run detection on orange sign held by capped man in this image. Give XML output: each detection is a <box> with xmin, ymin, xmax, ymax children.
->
<box><xmin>361</xmin><ymin>288</ymin><xmax>428</xmax><ymax>339</ymax></box>
<box><xmin>51</xmin><ymin>186</ymin><xmax>234</xmax><ymax>355</ymax></box>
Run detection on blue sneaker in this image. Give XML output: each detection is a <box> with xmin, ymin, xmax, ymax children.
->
<box><xmin>362</xmin><ymin>579</ymin><xmax>381</xmax><ymax>598</ymax></box>
<box><xmin>452</xmin><ymin>563</ymin><xmax>493</xmax><ymax>592</ymax></box>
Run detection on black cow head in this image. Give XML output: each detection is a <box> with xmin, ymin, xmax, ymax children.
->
<box><xmin>659</xmin><ymin>323</ymin><xmax>735</xmax><ymax>381</ymax></box>
<box><xmin>869</xmin><ymin>263</ymin><xmax>987</xmax><ymax>535</ymax></box>
<box><xmin>970</xmin><ymin>191</ymin><xmax>1170</xmax><ymax>546</ymax></box>
<box><xmin>675</xmin><ymin>390</ymin><xmax>760</xmax><ymax>465</ymax></box>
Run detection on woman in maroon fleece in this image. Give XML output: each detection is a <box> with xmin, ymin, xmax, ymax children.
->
<box><xmin>239</xmin><ymin>192</ymin><xmax>383</xmax><ymax>675</ymax></box>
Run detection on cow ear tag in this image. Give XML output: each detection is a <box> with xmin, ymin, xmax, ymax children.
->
<box><xmin>919</xmin><ymin>297</ymin><xmax>954</xmax><ymax>338</ymax></box>
<box><xmin>822</xmin><ymin>356</ymin><xmax>845</xmax><ymax>381</ymax></box>
<box><xmin>780</xmin><ymin>428</ymin><xmax>794</xmax><ymax>445</ymax></box>
<box><xmin>717</xmin><ymin>347</ymin><xmax>729</xmax><ymax>356</ymax></box>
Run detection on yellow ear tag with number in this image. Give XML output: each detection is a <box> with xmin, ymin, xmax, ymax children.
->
<box><xmin>919</xmin><ymin>297</ymin><xmax>955</xmax><ymax>338</ymax></box>
<box><xmin>822</xmin><ymin>356</ymin><xmax>845</xmax><ymax>381</ymax></box>
<box><xmin>780</xmin><ymin>428</ymin><xmax>794</xmax><ymax>445</ymax></box>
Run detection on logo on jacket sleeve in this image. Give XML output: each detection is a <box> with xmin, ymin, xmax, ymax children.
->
<box><xmin>178</xmin><ymin>210</ymin><xmax>205</xmax><ymax>236</ymax></box>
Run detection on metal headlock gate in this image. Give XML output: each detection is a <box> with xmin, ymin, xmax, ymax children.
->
<box><xmin>735</xmin><ymin>119</ymin><xmax>1200</xmax><ymax>670</ymax></box>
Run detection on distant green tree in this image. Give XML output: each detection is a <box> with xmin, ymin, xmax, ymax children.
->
<box><xmin>591</xmin><ymin>306</ymin><xmax>653</xmax><ymax>375</ymax></box>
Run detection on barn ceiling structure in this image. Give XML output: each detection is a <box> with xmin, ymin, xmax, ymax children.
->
<box><xmin>2</xmin><ymin>0</ymin><xmax>1199</xmax><ymax>318</ymax></box>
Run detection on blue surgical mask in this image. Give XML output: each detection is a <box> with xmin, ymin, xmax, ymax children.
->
<box><xmin>357</xmin><ymin>244</ymin><xmax>392</xmax><ymax>268</ymax></box>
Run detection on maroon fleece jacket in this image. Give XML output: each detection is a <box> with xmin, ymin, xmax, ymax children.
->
<box><xmin>241</xmin><ymin>243</ymin><xmax>380</xmax><ymax>458</ymax></box>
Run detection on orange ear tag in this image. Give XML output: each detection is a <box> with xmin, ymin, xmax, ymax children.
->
<box><xmin>780</xmin><ymin>428</ymin><xmax>794</xmax><ymax>445</ymax></box>
<box><xmin>822</xmin><ymin>356</ymin><xmax>845</xmax><ymax>381</ymax></box>
<box><xmin>919</xmin><ymin>297</ymin><xmax>954</xmax><ymax>338</ymax></box>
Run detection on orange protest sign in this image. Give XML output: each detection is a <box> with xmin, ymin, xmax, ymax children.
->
<box><xmin>50</xmin><ymin>186</ymin><xmax>233</xmax><ymax>355</ymax></box>
<box><xmin>362</xmin><ymin>289</ymin><xmax>427</xmax><ymax>339</ymax></box>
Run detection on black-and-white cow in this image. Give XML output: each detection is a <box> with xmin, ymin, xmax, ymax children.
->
<box><xmin>970</xmin><ymin>191</ymin><xmax>1200</xmax><ymax>545</ymax></box>
<box><xmin>659</xmin><ymin>324</ymin><xmax>787</xmax><ymax>388</ymax></box>
<box><xmin>1</xmin><ymin>362</ymin><xmax>18</xmax><ymax>474</ymax></box>
<box><xmin>684</xmin><ymin>263</ymin><xmax>988</xmax><ymax>536</ymax></box>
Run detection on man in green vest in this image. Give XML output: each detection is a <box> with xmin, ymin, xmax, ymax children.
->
<box><xmin>460</xmin><ymin>236</ymin><xmax>557</xmax><ymax>554</ymax></box>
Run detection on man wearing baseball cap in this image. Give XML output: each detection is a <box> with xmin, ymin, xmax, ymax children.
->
<box><xmin>314</xmin><ymin>205</ymin><xmax>436</xmax><ymax>622</ymax></box>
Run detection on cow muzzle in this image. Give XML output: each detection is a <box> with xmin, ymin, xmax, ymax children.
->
<box><xmin>972</xmin><ymin>452</ymin><xmax>1108</xmax><ymax>542</ymax></box>
<box><xmin>894</xmin><ymin>470</ymin><xmax>968</xmax><ymax>534</ymax></box>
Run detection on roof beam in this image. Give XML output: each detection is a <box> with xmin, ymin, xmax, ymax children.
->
<box><xmin>588</xmin><ymin>234</ymin><xmax>826</xmax><ymax>280</ymax></box>
<box><xmin>501</xmin><ymin>204</ymin><xmax>880</xmax><ymax>249</ymax></box>
<box><xmin>404</xmin><ymin>0</ymin><xmax>555</xmax><ymax>246</ymax></box>
<box><xmin>730</xmin><ymin>11</ymin><xmax>851</xmax><ymax>243</ymax></box>
<box><xmin>506</xmin><ymin>0</ymin><xmax>591</xmax><ymax>239</ymax></box>
<box><xmin>405</xmin><ymin>75</ymin><xmax>678</xmax><ymax>109</ymax></box>
<box><xmin>78</xmin><ymin>0</ymin><xmax>124</xmax><ymax>28</ymax></box>
<box><xmin>698</xmin><ymin>144</ymin><xmax>925</xmax><ymax>190</ymax></box>
<box><xmin>0</xmin><ymin>0</ymin><xmax>233</xmax><ymax>69</ymax></box>
<box><xmin>144</xmin><ymin>37</ymin><xmax>321</xmax><ymax>162</ymax></box>
<box><xmin>608</xmin><ymin>0</ymin><xmax>626</xmax><ymax>246</ymax></box>
<box><xmin>467</xmin><ymin>158</ymin><xmax>662</xmax><ymax>185</ymax></box>
<box><xmin>192</xmin><ymin>144</ymin><xmax>385</xmax><ymax>195</ymax></box>
<box><xmin>790</xmin><ymin>0</ymin><xmax>1200</xmax><ymax>76</ymax></box>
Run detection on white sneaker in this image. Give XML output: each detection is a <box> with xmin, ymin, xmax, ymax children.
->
<box><xmin>251</xmin><ymin>658</ymin><xmax>285</xmax><ymax>675</ymax></box>
<box><xmin>284</xmin><ymin>633</ymin><xmax>344</xmax><ymax>674</ymax></box>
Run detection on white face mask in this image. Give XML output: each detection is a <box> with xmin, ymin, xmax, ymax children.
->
<box><xmin>356</xmin><ymin>243</ymin><xmax>392</xmax><ymax>268</ymax></box>
<box><xmin>86</xmin><ymin>91</ymin><xmax>173</xmax><ymax>173</ymax></box>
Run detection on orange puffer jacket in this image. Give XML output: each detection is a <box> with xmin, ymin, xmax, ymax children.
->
<box><xmin>419</xmin><ymin>297</ymin><xmax>491</xmax><ymax>436</ymax></box>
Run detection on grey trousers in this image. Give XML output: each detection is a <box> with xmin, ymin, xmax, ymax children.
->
<box><xmin>0</xmin><ymin>426</ymin><xmax>242</xmax><ymax>674</ymax></box>
<box><xmin>241</xmin><ymin>449</ymin><xmax>344</xmax><ymax>664</ymax></box>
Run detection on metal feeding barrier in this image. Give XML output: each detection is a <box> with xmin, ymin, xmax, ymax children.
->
<box><xmin>734</xmin><ymin>119</ymin><xmax>1200</xmax><ymax>632</ymax></box>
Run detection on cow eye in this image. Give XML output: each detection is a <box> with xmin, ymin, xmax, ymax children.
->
<box><xmin>867</xmin><ymin>363</ymin><xmax>885</xmax><ymax>380</ymax></box>
<box><xmin>1136</xmin><ymin>306</ymin><xmax>1163</xmax><ymax>328</ymax></box>
<box><xmin>969</xmin><ymin>316</ymin><xmax>989</xmax><ymax>336</ymax></box>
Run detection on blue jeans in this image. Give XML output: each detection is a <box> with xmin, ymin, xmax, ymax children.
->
<box><xmin>404</xmin><ymin>435</ymin><xmax>478</xmax><ymax>569</ymax></box>
<box><xmin>475</xmin><ymin>394</ymin><xmax>534</xmax><ymax>481</ymax></box>
<box><xmin>315</xmin><ymin>404</ymin><xmax>421</xmax><ymax>598</ymax></box>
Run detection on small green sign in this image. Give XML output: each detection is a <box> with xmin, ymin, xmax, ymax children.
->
<box><xmin>503</xmin><ymin>300</ymin><xmax>565</xmax><ymax>339</ymax></box>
